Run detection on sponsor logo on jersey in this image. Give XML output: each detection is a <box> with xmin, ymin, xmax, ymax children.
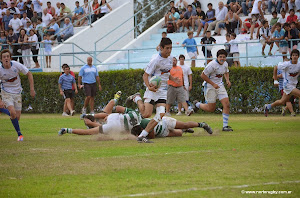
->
<box><xmin>160</xmin><ymin>67</ymin><xmax>171</xmax><ymax>75</ymax></box>
<box><xmin>6</xmin><ymin>76</ymin><xmax>18</xmax><ymax>82</ymax></box>
<box><xmin>215</xmin><ymin>74</ymin><xmax>223</xmax><ymax>78</ymax></box>
<box><xmin>289</xmin><ymin>72</ymin><xmax>298</xmax><ymax>77</ymax></box>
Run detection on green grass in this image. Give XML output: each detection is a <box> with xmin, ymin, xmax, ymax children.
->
<box><xmin>0</xmin><ymin>114</ymin><xmax>300</xmax><ymax>198</ymax></box>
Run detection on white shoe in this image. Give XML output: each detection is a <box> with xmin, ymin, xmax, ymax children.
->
<box><xmin>70</xmin><ymin>110</ymin><xmax>75</xmax><ymax>116</ymax></box>
<box><xmin>176</xmin><ymin>112</ymin><xmax>182</xmax><ymax>116</ymax></box>
<box><xmin>62</xmin><ymin>112</ymin><xmax>69</xmax><ymax>116</ymax></box>
<box><xmin>82</xmin><ymin>107</ymin><xmax>86</xmax><ymax>114</ymax></box>
<box><xmin>185</xmin><ymin>109</ymin><xmax>193</xmax><ymax>116</ymax></box>
<box><xmin>165</xmin><ymin>112</ymin><xmax>171</xmax><ymax>116</ymax></box>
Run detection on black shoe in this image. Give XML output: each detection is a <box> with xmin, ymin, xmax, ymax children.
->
<box><xmin>137</xmin><ymin>136</ymin><xmax>154</xmax><ymax>143</ymax></box>
<box><xmin>213</xmin><ymin>32</ymin><xmax>218</xmax><ymax>36</ymax></box>
<box><xmin>222</xmin><ymin>126</ymin><xmax>233</xmax><ymax>132</ymax></box>
<box><xmin>182</xmin><ymin>128</ymin><xmax>194</xmax><ymax>133</ymax></box>
<box><xmin>192</xmin><ymin>100</ymin><xmax>200</xmax><ymax>113</ymax></box>
<box><xmin>200</xmin><ymin>122</ymin><xmax>213</xmax><ymax>134</ymax></box>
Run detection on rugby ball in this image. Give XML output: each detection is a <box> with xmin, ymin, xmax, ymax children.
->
<box><xmin>149</xmin><ymin>76</ymin><xmax>162</xmax><ymax>88</ymax></box>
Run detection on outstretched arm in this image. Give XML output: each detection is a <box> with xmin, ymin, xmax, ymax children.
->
<box><xmin>26</xmin><ymin>71</ymin><xmax>35</xmax><ymax>98</ymax></box>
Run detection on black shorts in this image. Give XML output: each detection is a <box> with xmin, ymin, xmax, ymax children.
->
<box><xmin>84</xmin><ymin>83</ymin><xmax>97</xmax><ymax>97</ymax></box>
<box><xmin>63</xmin><ymin>89</ymin><xmax>75</xmax><ymax>99</ymax></box>
<box><xmin>202</xmin><ymin>49</ymin><xmax>212</xmax><ymax>57</ymax></box>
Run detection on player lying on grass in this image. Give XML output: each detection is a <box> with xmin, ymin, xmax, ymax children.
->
<box><xmin>264</xmin><ymin>49</ymin><xmax>300</xmax><ymax>117</ymax></box>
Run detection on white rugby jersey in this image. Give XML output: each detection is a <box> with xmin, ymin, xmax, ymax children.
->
<box><xmin>203</xmin><ymin>60</ymin><xmax>229</xmax><ymax>87</ymax></box>
<box><xmin>144</xmin><ymin>53</ymin><xmax>173</xmax><ymax>91</ymax></box>
<box><xmin>180</xmin><ymin>64</ymin><xmax>192</xmax><ymax>89</ymax></box>
<box><xmin>278</xmin><ymin>61</ymin><xmax>300</xmax><ymax>87</ymax></box>
<box><xmin>0</xmin><ymin>61</ymin><xmax>29</xmax><ymax>94</ymax></box>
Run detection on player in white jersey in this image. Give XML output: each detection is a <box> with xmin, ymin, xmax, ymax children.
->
<box><xmin>264</xmin><ymin>49</ymin><xmax>300</xmax><ymax>117</ymax></box>
<box><xmin>193</xmin><ymin>49</ymin><xmax>233</xmax><ymax>132</ymax></box>
<box><xmin>125</xmin><ymin>38</ymin><xmax>181</xmax><ymax>143</ymax></box>
<box><xmin>0</xmin><ymin>49</ymin><xmax>35</xmax><ymax>141</ymax></box>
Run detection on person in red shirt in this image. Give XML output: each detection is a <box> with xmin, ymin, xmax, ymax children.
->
<box><xmin>165</xmin><ymin>57</ymin><xmax>193</xmax><ymax>116</ymax></box>
<box><xmin>286</xmin><ymin>9</ymin><xmax>297</xmax><ymax>23</ymax></box>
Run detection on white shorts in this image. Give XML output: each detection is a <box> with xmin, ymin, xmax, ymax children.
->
<box><xmin>279</xmin><ymin>46</ymin><xmax>288</xmax><ymax>53</ymax></box>
<box><xmin>144</xmin><ymin>87</ymin><xmax>167</xmax><ymax>103</ymax></box>
<box><xmin>204</xmin><ymin>84</ymin><xmax>228</xmax><ymax>103</ymax></box>
<box><xmin>44</xmin><ymin>51</ymin><xmax>52</xmax><ymax>56</ymax></box>
<box><xmin>184</xmin><ymin>88</ymin><xmax>189</xmax><ymax>101</ymax></box>
<box><xmin>102</xmin><ymin>113</ymin><xmax>125</xmax><ymax>134</ymax></box>
<box><xmin>1</xmin><ymin>90</ymin><xmax>22</xmax><ymax>111</ymax></box>
<box><xmin>283</xmin><ymin>83</ymin><xmax>296</xmax><ymax>95</ymax></box>
<box><xmin>232</xmin><ymin>52</ymin><xmax>239</xmax><ymax>61</ymax></box>
<box><xmin>188</xmin><ymin>51</ymin><xmax>197</xmax><ymax>59</ymax></box>
<box><xmin>156</xmin><ymin>116</ymin><xmax>177</xmax><ymax>137</ymax></box>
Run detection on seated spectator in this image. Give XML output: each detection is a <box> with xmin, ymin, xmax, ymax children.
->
<box><xmin>55</xmin><ymin>2</ymin><xmax>61</xmax><ymax>18</ymax></box>
<box><xmin>288</xmin><ymin>0</ymin><xmax>297</xmax><ymax>10</ymax></box>
<box><xmin>242</xmin><ymin>17</ymin><xmax>259</xmax><ymax>34</ymax></box>
<box><xmin>99</xmin><ymin>0</ymin><xmax>112</xmax><ymax>18</ymax></box>
<box><xmin>283</xmin><ymin>22</ymin><xmax>298</xmax><ymax>53</ymax></box>
<box><xmin>9</xmin><ymin>13</ymin><xmax>23</xmax><ymax>36</ymax></box>
<box><xmin>278</xmin><ymin>9</ymin><xmax>287</xmax><ymax>25</ymax></box>
<box><xmin>42</xmin><ymin>8</ymin><xmax>53</xmax><ymax>26</ymax></box>
<box><xmin>72</xmin><ymin>1</ymin><xmax>84</xmax><ymax>25</ymax></box>
<box><xmin>287</xmin><ymin>9</ymin><xmax>297</xmax><ymax>23</ymax></box>
<box><xmin>46</xmin><ymin>18</ymin><xmax>59</xmax><ymax>38</ymax></box>
<box><xmin>21</xmin><ymin>12</ymin><xmax>30</xmax><ymax>28</ymax></box>
<box><xmin>91</xmin><ymin>0</ymin><xmax>100</xmax><ymax>23</ymax></box>
<box><xmin>259</xmin><ymin>20</ymin><xmax>273</xmax><ymax>56</ymax></box>
<box><xmin>208</xmin><ymin>1</ymin><xmax>228</xmax><ymax>36</ymax></box>
<box><xmin>182</xmin><ymin>5</ymin><xmax>197</xmax><ymax>32</ymax></box>
<box><xmin>176</xmin><ymin>8</ymin><xmax>186</xmax><ymax>32</ymax></box>
<box><xmin>79</xmin><ymin>0</ymin><xmax>91</xmax><ymax>26</ymax></box>
<box><xmin>227</xmin><ymin>0</ymin><xmax>242</xmax><ymax>14</ymax></box>
<box><xmin>31</xmin><ymin>11</ymin><xmax>39</xmax><ymax>24</ymax></box>
<box><xmin>163</xmin><ymin>1</ymin><xmax>178</xmax><ymax>27</ymax></box>
<box><xmin>32</xmin><ymin>0</ymin><xmax>43</xmax><ymax>17</ymax></box>
<box><xmin>58</xmin><ymin>2</ymin><xmax>72</xmax><ymax>26</ymax></box>
<box><xmin>46</xmin><ymin>1</ymin><xmax>55</xmax><ymax>17</ymax></box>
<box><xmin>0</xmin><ymin>30</ymin><xmax>7</xmax><ymax>50</ymax></box>
<box><xmin>2</xmin><ymin>9</ymin><xmax>12</xmax><ymax>31</ymax></box>
<box><xmin>24</xmin><ymin>20</ymin><xmax>33</xmax><ymax>35</ymax></box>
<box><xmin>8</xmin><ymin>1</ymin><xmax>20</xmax><ymax>16</ymax></box>
<box><xmin>156</xmin><ymin>32</ymin><xmax>167</xmax><ymax>51</ymax></box>
<box><xmin>167</xmin><ymin>7</ymin><xmax>180</xmax><ymax>32</ymax></box>
<box><xmin>17</xmin><ymin>0</ymin><xmax>26</xmax><ymax>15</ymax></box>
<box><xmin>241</xmin><ymin>0</ymin><xmax>253</xmax><ymax>16</ymax></box>
<box><xmin>57</xmin><ymin>18</ymin><xmax>74</xmax><ymax>43</ymax></box>
<box><xmin>28</xmin><ymin>29</ymin><xmax>40</xmax><ymax>68</ymax></box>
<box><xmin>271</xmin><ymin>22</ymin><xmax>288</xmax><ymax>60</ymax></box>
<box><xmin>224</xmin><ymin>8</ymin><xmax>242</xmax><ymax>34</ymax></box>
<box><xmin>193</xmin><ymin>6</ymin><xmax>205</xmax><ymax>33</ymax></box>
<box><xmin>198</xmin><ymin>3</ymin><xmax>215</xmax><ymax>37</ymax></box>
<box><xmin>176</xmin><ymin>0</ymin><xmax>188</xmax><ymax>13</ymax></box>
<box><xmin>268</xmin><ymin>0</ymin><xmax>283</xmax><ymax>14</ymax></box>
<box><xmin>192</xmin><ymin>0</ymin><xmax>201</xmax><ymax>9</ymax></box>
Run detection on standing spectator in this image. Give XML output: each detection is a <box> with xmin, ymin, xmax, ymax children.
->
<box><xmin>2</xmin><ymin>9</ymin><xmax>13</xmax><ymax>31</ymax></box>
<box><xmin>46</xmin><ymin>1</ymin><xmax>55</xmax><ymax>17</ymax></box>
<box><xmin>229</xmin><ymin>33</ymin><xmax>240</xmax><ymax>67</ymax></box>
<box><xmin>31</xmin><ymin>11</ymin><xmax>39</xmax><ymax>24</ymax></box>
<box><xmin>286</xmin><ymin>9</ymin><xmax>297</xmax><ymax>23</ymax></box>
<box><xmin>278</xmin><ymin>9</ymin><xmax>287</xmax><ymax>25</ymax></box>
<box><xmin>72</xmin><ymin>1</ymin><xmax>84</xmax><ymax>25</ymax></box>
<box><xmin>17</xmin><ymin>0</ymin><xmax>26</xmax><ymax>15</ymax></box>
<box><xmin>192</xmin><ymin>6</ymin><xmax>205</xmax><ymax>32</ymax></box>
<box><xmin>25</xmin><ymin>0</ymin><xmax>34</xmax><ymax>19</ymax></box>
<box><xmin>0</xmin><ymin>49</ymin><xmax>36</xmax><ymax>141</ymax></box>
<box><xmin>78</xmin><ymin>56</ymin><xmax>102</xmax><ymax>114</ymax></box>
<box><xmin>55</xmin><ymin>2</ymin><xmax>61</xmax><ymax>18</ymax></box>
<box><xmin>178</xmin><ymin>54</ymin><xmax>192</xmax><ymax>116</ymax></box>
<box><xmin>165</xmin><ymin>57</ymin><xmax>192</xmax><ymax>116</ymax></box>
<box><xmin>241</xmin><ymin>0</ymin><xmax>253</xmax><ymax>16</ymax></box>
<box><xmin>8</xmin><ymin>1</ymin><xmax>20</xmax><ymax>16</ymax></box>
<box><xmin>182</xmin><ymin>5</ymin><xmax>197</xmax><ymax>32</ymax></box>
<box><xmin>268</xmin><ymin>0</ymin><xmax>283</xmax><ymax>14</ymax></box>
<box><xmin>0</xmin><ymin>30</ymin><xmax>7</xmax><ymax>50</ymax></box>
<box><xmin>198</xmin><ymin>3</ymin><xmax>215</xmax><ymax>37</ymax></box>
<box><xmin>42</xmin><ymin>8</ymin><xmax>52</xmax><ymax>26</ymax></box>
<box><xmin>9</xmin><ymin>13</ymin><xmax>23</xmax><ymax>36</ymax></box>
<box><xmin>207</xmin><ymin>1</ymin><xmax>228</xmax><ymax>36</ymax></box>
<box><xmin>35</xmin><ymin>17</ymin><xmax>46</xmax><ymax>38</ymax></box>
<box><xmin>57</xmin><ymin>18</ymin><xmax>74</xmax><ymax>43</ymax></box>
<box><xmin>21</xmin><ymin>12</ymin><xmax>30</xmax><ymax>28</ymax></box>
<box><xmin>24</xmin><ymin>20</ymin><xmax>33</xmax><ymax>35</ymax></box>
<box><xmin>28</xmin><ymin>29</ymin><xmax>40</xmax><ymax>68</ymax></box>
<box><xmin>271</xmin><ymin>22</ymin><xmax>288</xmax><ymax>60</ymax></box>
<box><xmin>91</xmin><ymin>0</ymin><xmax>100</xmax><ymax>23</ymax></box>
<box><xmin>58</xmin><ymin>64</ymin><xmax>78</xmax><ymax>116</ymax></box>
<box><xmin>167</xmin><ymin>7</ymin><xmax>180</xmax><ymax>32</ymax></box>
<box><xmin>250</xmin><ymin>0</ymin><xmax>264</xmax><ymax>40</ymax></box>
<box><xmin>99</xmin><ymin>0</ymin><xmax>112</xmax><ymax>18</ymax></box>
<box><xmin>41</xmin><ymin>34</ymin><xmax>52</xmax><ymax>68</ymax></box>
<box><xmin>32</xmin><ymin>0</ymin><xmax>42</xmax><ymax>17</ymax></box>
<box><xmin>224</xmin><ymin>34</ymin><xmax>233</xmax><ymax>67</ymax></box>
<box><xmin>224</xmin><ymin>8</ymin><xmax>242</xmax><ymax>34</ymax></box>
<box><xmin>175</xmin><ymin>0</ymin><xmax>188</xmax><ymax>12</ymax></box>
<box><xmin>182</xmin><ymin>31</ymin><xmax>198</xmax><ymax>67</ymax></box>
<box><xmin>0</xmin><ymin>2</ymin><xmax>7</xmax><ymax>31</ymax></box>
<box><xmin>201</xmin><ymin>31</ymin><xmax>216</xmax><ymax>65</ymax></box>
<box><xmin>18</xmin><ymin>28</ymin><xmax>31</xmax><ymax>68</ymax></box>
<box><xmin>7</xmin><ymin>28</ymin><xmax>22</xmax><ymax>64</ymax></box>
<box><xmin>259</xmin><ymin>20</ymin><xmax>273</xmax><ymax>56</ymax></box>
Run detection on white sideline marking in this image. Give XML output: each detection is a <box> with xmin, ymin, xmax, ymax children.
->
<box><xmin>114</xmin><ymin>180</ymin><xmax>300</xmax><ymax>197</ymax></box>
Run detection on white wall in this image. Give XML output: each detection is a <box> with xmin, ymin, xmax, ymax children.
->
<box><xmin>47</xmin><ymin>0</ymin><xmax>133</xmax><ymax>72</ymax></box>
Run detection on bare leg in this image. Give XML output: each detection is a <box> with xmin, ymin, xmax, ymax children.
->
<box><xmin>271</xmin><ymin>93</ymin><xmax>291</xmax><ymax>108</ymax></box>
<box><xmin>84</xmin><ymin>96</ymin><xmax>90</xmax><ymax>108</ymax></box>
<box><xmin>66</xmin><ymin>98</ymin><xmax>73</xmax><ymax>111</ymax></box>
<box><xmin>220</xmin><ymin>97</ymin><xmax>230</xmax><ymax>114</ymax></box>
<box><xmin>166</xmin><ymin>103</ymin><xmax>171</xmax><ymax>114</ymax></box>
<box><xmin>89</xmin><ymin>96</ymin><xmax>95</xmax><ymax>112</ymax></box>
<box><xmin>199</xmin><ymin>103</ymin><xmax>216</xmax><ymax>112</ymax></box>
<box><xmin>103</xmin><ymin>99</ymin><xmax>116</xmax><ymax>113</ymax></box>
<box><xmin>175</xmin><ymin>120</ymin><xmax>199</xmax><ymax>129</ymax></box>
<box><xmin>167</xmin><ymin>129</ymin><xmax>183</xmax><ymax>137</ymax></box>
<box><xmin>286</xmin><ymin>101</ymin><xmax>294</xmax><ymax>113</ymax></box>
<box><xmin>136</xmin><ymin>100</ymin><xmax>153</xmax><ymax>118</ymax></box>
<box><xmin>182</xmin><ymin>102</ymin><xmax>189</xmax><ymax>112</ymax></box>
<box><xmin>72</xmin><ymin>126</ymin><xmax>101</xmax><ymax>135</ymax></box>
<box><xmin>178</xmin><ymin>103</ymin><xmax>182</xmax><ymax>113</ymax></box>
<box><xmin>49</xmin><ymin>56</ymin><xmax>51</xmax><ymax>67</ymax></box>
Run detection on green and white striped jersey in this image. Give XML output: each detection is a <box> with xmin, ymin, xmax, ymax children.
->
<box><xmin>123</xmin><ymin>108</ymin><xmax>142</xmax><ymax>131</ymax></box>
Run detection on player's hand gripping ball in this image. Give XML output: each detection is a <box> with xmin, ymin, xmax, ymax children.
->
<box><xmin>149</xmin><ymin>76</ymin><xmax>162</xmax><ymax>88</ymax></box>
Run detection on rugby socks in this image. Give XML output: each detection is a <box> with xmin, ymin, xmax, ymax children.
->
<box><xmin>66</xmin><ymin>128</ymin><xmax>73</xmax><ymax>134</ymax></box>
<box><xmin>198</xmin><ymin>122</ymin><xmax>205</xmax><ymax>128</ymax></box>
<box><xmin>138</xmin><ymin>130</ymin><xmax>149</xmax><ymax>138</ymax></box>
<box><xmin>267</xmin><ymin>104</ymin><xmax>272</xmax><ymax>110</ymax></box>
<box><xmin>0</xmin><ymin>108</ymin><xmax>10</xmax><ymax>116</ymax></box>
<box><xmin>222</xmin><ymin>113</ymin><xmax>229</xmax><ymax>127</ymax></box>
<box><xmin>11</xmin><ymin>118</ymin><xmax>22</xmax><ymax>136</ymax></box>
<box><xmin>134</xmin><ymin>96</ymin><xmax>142</xmax><ymax>104</ymax></box>
<box><xmin>195</xmin><ymin>102</ymin><xmax>202</xmax><ymax>109</ymax></box>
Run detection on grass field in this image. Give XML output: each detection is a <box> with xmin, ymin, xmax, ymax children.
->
<box><xmin>0</xmin><ymin>113</ymin><xmax>300</xmax><ymax>197</ymax></box>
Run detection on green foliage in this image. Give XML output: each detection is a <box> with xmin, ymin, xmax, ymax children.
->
<box><xmin>20</xmin><ymin>67</ymin><xmax>287</xmax><ymax>113</ymax></box>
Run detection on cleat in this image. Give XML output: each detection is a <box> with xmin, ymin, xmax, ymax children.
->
<box><xmin>176</xmin><ymin>112</ymin><xmax>182</xmax><ymax>116</ymax></box>
<box><xmin>137</xmin><ymin>136</ymin><xmax>154</xmax><ymax>143</ymax></box>
<box><xmin>70</xmin><ymin>110</ymin><xmax>75</xmax><ymax>116</ymax></box>
<box><xmin>17</xmin><ymin>135</ymin><xmax>23</xmax><ymax>141</ymax></box>
<box><xmin>114</xmin><ymin>91</ymin><xmax>122</xmax><ymax>100</ymax></box>
<box><xmin>222</xmin><ymin>126</ymin><xmax>233</xmax><ymax>132</ymax></box>
<box><xmin>125</xmin><ymin>92</ymin><xmax>141</xmax><ymax>106</ymax></box>
<box><xmin>81</xmin><ymin>107</ymin><xmax>87</xmax><ymax>114</ymax></box>
<box><xmin>165</xmin><ymin>112</ymin><xmax>171</xmax><ymax>116</ymax></box>
<box><xmin>58</xmin><ymin>128</ymin><xmax>67</xmax><ymax>136</ymax></box>
<box><xmin>281</xmin><ymin>106</ymin><xmax>286</xmax><ymax>116</ymax></box>
<box><xmin>200</xmin><ymin>122</ymin><xmax>213</xmax><ymax>134</ymax></box>
<box><xmin>183</xmin><ymin>128</ymin><xmax>194</xmax><ymax>133</ymax></box>
<box><xmin>185</xmin><ymin>109</ymin><xmax>193</xmax><ymax>116</ymax></box>
<box><xmin>62</xmin><ymin>112</ymin><xmax>69</xmax><ymax>116</ymax></box>
<box><xmin>264</xmin><ymin>104</ymin><xmax>269</xmax><ymax>117</ymax></box>
<box><xmin>80</xmin><ymin>114</ymin><xmax>86</xmax><ymax>120</ymax></box>
<box><xmin>291</xmin><ymin>112</ymin><xmax>296</xmax><ymax>117</ymax></box>
<box><xmin>192</xmin><ymin>100</ymin><xmax>200</xmax><ymax>113</ymax></box>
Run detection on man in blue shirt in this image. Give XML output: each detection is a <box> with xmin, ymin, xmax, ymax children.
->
<box><xmin>72</xmin><ymin>1</ymin><xmax>84</xmax><ymax>25</ymax></box>
<box><xmin>57</xmin><ymin>18</ymin><xmax>74</xmax><ymax>43</ymax></box>
<box><xmin>47</xmin><ymin>18</ymin><xmax>59</xmax><ymax>36</ymax></box>
<box><xmin>78</xmin><ymin>57</ymin><xmax>102</xmax><ymax>114</ymax></box>
<box><xmin>182</xmin><ymin>31</ymin><xmax>198</xmax><ymax>67</ymax></box>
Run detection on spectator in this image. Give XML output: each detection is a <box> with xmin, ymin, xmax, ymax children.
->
<box><xmin>178</xmin><ymin>54</ymin><xmax>192</xmax><ymax>116</ymax></box>
<box><xmin>79</xmin><ymin>0</ymin><xmax>91</xmax><ymax>26</ymax></box>
<box><xmin>21</xmin><ymin>12</ymin><xmax>30</xmax><ymax>28</ymax></box>
<box><xmin>277</xmin><ymin>9</ymin><xmax>287</xmax><ymax>25</ymax></box>
<box><xmin>241</xmin><ymin>0</ymin><xmax>253</xmax><ymax>16</ymax></box>
<box><xmin>201</xmin><ymin>31</ymin><xmax>216</xmax><ymax>65</ymax></box>
<box><xmin>227</xmin><ymin>0</ymin><xmax>242</xmax><ymax>14</ymax></box>
<box><xmin>192</xmin><ymin>0</ymin><xmax>201</xmax><ymax>9</ymax></box>
<box><xmin>167</xmin><ymin>7</ymin><xmax>180</xmax><ymax>32</ymax></box>
<box><xmin>46</xmin><ymin>18</ymin><xmax>59</xmax><ymax>37</ymax></box>
<box><xmin>32</xmin><ymin>0</ymin><xmax>43</xmax><ymax>17</ymax></box>
<box><xmin>242</xmin><ymin>17</ymin><xmax>259</xmax><ymax>34</ymax></box>
<box><xmin>182</xmin><ymin>4</ymin><xmax>197</xmax><ymax>32</ymax></box>
<box><xmin>199</xmin><ymin>3</ymin><xmax>215</xmax><ymax>37</ymax></box>
<box><xmin>192</xmin><ymin>6</ymin><xmax>205</xmax><ymax>32</ymax></box>
<box><xmin>165</xmin><ymin>57</ymin><xmax>192</xmax><ymax>116</ymax></box>
<box><xmin>72</xmin><ymin>1</ymin><xmax>84</xmax><ymax>25</ymax></box>
<box><xmin>229</xmin><ymin>33</ymin><xmax>240</xmax><ymax>67</ymax></box>
<box><xmin>17</xmin><ymin>0</ymin><xmax>26</xmax><ymax>15</ymax></box>
<box><xmin>78</xmin><ymin>56</ymin><xmax>102</xmax><ymax>114</ymax></box>
<box><xmin>8</xmin><ymin>1</ymin><xmax>20</xmax><ymax>16</ymax></box>
<box><xmin>58</xmin><ymin>3</ymin><xmax>72</xmax><ymax>25</ymax></box>
<box><xmin>7</xmin><ymin>28</ymin><xmax>22</xmax><ymax>63</ymax></box>
<box><xmin>182</xmin><ymin>31</ymin><xmax>198</xmax><ymax>67</ymax></box>
<box><xmin>224</xmin><ymin>8</ymin><xmax>242</xmax><ymax>34</ymax></box>
<box><xmin>250</xmin><ymin>0</ymin><xmax>264</xmax><ymax>40</ymax></box>
<box><xmin>42</xmin><ymin>8</ymin><xmax>52</xmax><ymax>26</ymax></box>
<box><xmin>18</xmin><ymin>28</ymin><xmax>31</xmax><ymax>68</ymax></box>
<box><xmin>58</xmin><ymin>64</ymin><xmax>78</xmax><ymax>116</ymax></box>
<box><xmin>9</xmin><ymin>13</ymin><xmax>23</xmax><ymax>36</ymax></box>
<box><xmin>57</xmin><ymin>18</ymin><xmax>74</xmax><ymax>43</ymax></box>
<box><xmin>46</xmin><ymin>1</ymin><xmax>55</xmax><ymax>17</ymax></box>
<box><xmin>41</xmin><ymin>34</ymin><xmax>52</xmax><ymax>68</ymax></box>
<box><xmin>175</xmin><ymin>0</ymin><xmax>188</xmax><ymax>12</ymax></box>
<box><xmin>288</xmin><ymin>0</ymin><xmax>297</xmax><ymax>10</ymax></box>
<box><xmin>286</xmin><ymin>9</ymin><xmax>297</xmax><ymax>23</ymax></box>
<box><xmin>0</xmin><ymin>3</ymin><xmax>7</xmax><ymax>31</ymax></box>
<box><xmin>271</xmin><ymin>22</ymin><xmax>288</xmax><ymax>60</ymax></box>
<box><xmin>208</xmin><ymin>1</ymin><xmax>228</xmax><ymax>36</ymax></box>
<box><xmin>99</xmin><ymin>0</ymin><xmax>112</xmax><ymax>18</ymax></box>
<box><xmin>28</xmin><ymin>29</ymin><xmax>40</xmax><ymax>68</ymax></box>
<box><xmin>35</xmin><ymin>17</ymin><xmax>46</xmax><ymax>38</ymax></box>
<box><xmin>31</xmin><ymin>11</ymin><xmax>39</xmax><ymax>24</ymax></box>
<box><xmin>0</xmin><ymin>30</ymin><xmax>7</xmax><ymax>50</ymax></box>
<box><xmin>270</xmin><ymin>11</ymin><xmax>279</xmax><ymax>32</ymax></box>
<box><xmin>176</xmin><ymin>8</ymin><xmax>186</xmax><ymax>32</ymax></box>
<box><xmin>24</xmin><ymin>20</ymin><xmax>33</xmax><ymax>35</ymax></box>
<box><xmin>2</xmin><ymin>9</ymin><xmax>12</xmax><ymax>31</ymax></box>
<box><xmin>259</xmin><ymin>20</ymin><xmax>273</xmax><ymax>56</ymax></box>
<box><xmin>285</xmin><ymin>21</ymin><xmax>299</xmax><ymax>52</ymax></box>
<box><xmin>25</xmin><ymin>0</ymin><xmax>34</xmax><ymax>19</ymax></box>
<box><xmin>163</xmin><ymin>1</ymin><xmax>178</xmax><ymax>27</ymax></box>
<box><xmin>224</xmin><ymin>34</ymin><xmax>233</xmax><ymax>67</ymax></box>
<box><xmin>55</xmin><ymin>2</ymin><xmax>61</xmax><ymax>18</ymax></box>
<box><xmin>91</xmin><ymin>0</ymin><xmax>100</xmax><ymax>23</ymax></box>
<box><xmin>156</xmin><ymin>31</ymin><xmax>167</xmax><ymax>51</ymax></box>
<box><xmin>268</xmin><ymin>0</ymin><xmax>283</xmax><ymax>14</ymax></box>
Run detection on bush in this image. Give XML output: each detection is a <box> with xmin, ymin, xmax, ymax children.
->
<box><xmin>19</xmin><ymin>67</ymin><xmax>292</xmax><ymax>114</ymax></box>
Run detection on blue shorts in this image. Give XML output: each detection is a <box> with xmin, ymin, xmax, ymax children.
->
<box><xmin>202</xmin><ymin>20</ymin><xmax>213</xmax><ymax>26</ymax></box>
